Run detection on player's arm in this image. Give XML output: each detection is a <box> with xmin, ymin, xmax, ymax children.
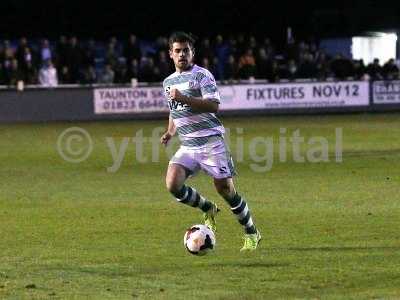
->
<box><xmin>168</xmin><ymin>89</ymin><xmax>218</xmax><ymax>113</ymax></box>
<box><xmin>166</xmin><ymin>114</ymin><xmax>176</xmax><ymax>135</ymax></box>
<box><xmin>160</xmin><ymin>114</ymin><xmax>176</xmax><ymax>145</ymax></box>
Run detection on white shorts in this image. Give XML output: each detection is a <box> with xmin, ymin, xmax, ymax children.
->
<box><xmin>169</xmin><ymin>139</ymin><xmax>236</xmax><ymax>179</ymax></box>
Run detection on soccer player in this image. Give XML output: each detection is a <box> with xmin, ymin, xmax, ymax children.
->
<box><xmin>160</xmin><ymin>31</ymin><xmax>261</xmax><ymax>251</ymax></box>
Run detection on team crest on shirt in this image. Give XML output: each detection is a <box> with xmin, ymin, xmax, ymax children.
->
<box><xmin>165</xmin><ymin>86</ymin><xmax>171</xmax><ymax>98</ymax></box>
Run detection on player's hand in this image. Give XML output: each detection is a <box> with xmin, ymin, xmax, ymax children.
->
<box><xmin>160</xmin><ymin>131</ymin><xmax>173</xmax><ymax>146</ymax></box>
<box><xmin>169</xmin><ymin>88</ymin><xmax>186</xmax><ymax>103</ymax></box>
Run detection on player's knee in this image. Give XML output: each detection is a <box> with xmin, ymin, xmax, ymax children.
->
<box><xmin>215</xmin><ymin>182</ymin><xmax>233</xmax><ymax>199</ymax></box>
<box><xmin>165</xmin><ymin>178</ymin><xmax>182</xmax><ymax>196</ymax></box>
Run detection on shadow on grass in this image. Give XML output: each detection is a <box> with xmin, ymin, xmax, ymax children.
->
<box><xmin>343</xmin><ymin>148</ymin><xmax>400</xmax><ymax>158</ymax></box>
<box><xmin>287</xmin><ymin>246</ymin><xmax>400</xmax><ymax>252</ymax></box>
<box><xmin>209</xmin><ymin>261</ymin><xmax>290</xmax><ymax>268</ymax></box>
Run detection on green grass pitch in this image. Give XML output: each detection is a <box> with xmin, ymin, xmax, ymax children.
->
<box><xmin>0</xmin><ymin>113</ymin><xmax>399</xmax><ymax>299</ymax></box>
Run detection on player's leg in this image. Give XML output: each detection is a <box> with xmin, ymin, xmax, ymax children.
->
<box><xmin>165</xmin><ymin>162</ymin><xmax>215</xmax><ymax>214</ymax></box>
<box><xmin>214</xmin><ymin>177</ymin><xmax>261</xmax><ymax>251</ymax></box>
<box><xmin>197</xmin><ymin>140</ymin><xmax>258</xmax><ymax>234</ymax></box>
<box><xmin>213</xmin><ymin>177</ymin><xmax>258</xmax><ymax>234</ymax></box>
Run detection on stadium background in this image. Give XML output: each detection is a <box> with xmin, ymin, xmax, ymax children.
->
<box><xmin>1</xmin><ymin>1</ymin><xmax>400</xmax><ymax>299</ymax></box>
<box><xmin>2</xmin><ymin>1</ymin><xmax>400</xmax><ymax>39</ymax></box>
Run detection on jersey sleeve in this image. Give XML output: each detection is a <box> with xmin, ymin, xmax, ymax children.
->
<box><xmin>199</xmin><ymin>71</ymin><xmax>220</xmax><ymax>103</ymax></box>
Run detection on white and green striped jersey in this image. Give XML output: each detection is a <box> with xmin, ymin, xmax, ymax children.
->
<box><xmin>163</xmin><ymin>64</ymin><xmax>224</xmax><ymax>148</ymax></box>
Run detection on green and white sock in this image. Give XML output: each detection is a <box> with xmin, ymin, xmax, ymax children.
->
<box><xmin>173</xmin><ymin>185</ymin><xmax>212</xmax><ymax>213</ymax></box>
<box><xmin>225</xmin><ymin>193</ymin><xmax>257</xmax><ymax>234</ymax></box>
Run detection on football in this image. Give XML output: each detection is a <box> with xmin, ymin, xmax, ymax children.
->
<box><xmin>183</xmin><ymin>224</ymin><xmax>216</xmax><ymax>256</ymax></box>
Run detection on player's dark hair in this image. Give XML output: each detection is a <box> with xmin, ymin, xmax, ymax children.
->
<box><xmin>168</xmin><ymin>31</ymin><xmax>197</xmax><ymax>49</ymax></box>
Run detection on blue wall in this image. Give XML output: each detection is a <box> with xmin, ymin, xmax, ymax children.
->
<box><xmin>320</xmin><ymin>38</ymin><xmax>352</xmax><ymax>59</ymax></box>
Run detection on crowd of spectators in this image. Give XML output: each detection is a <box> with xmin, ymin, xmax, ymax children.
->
<box><xmin>0</xmin><ymin>34</ymin><xmax>399</xmax><ymax>87</ymax></box>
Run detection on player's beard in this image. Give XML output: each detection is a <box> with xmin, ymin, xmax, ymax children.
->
<box><xmin>177</xmin><ymin>59</ymin><xmax>191</xmax><ymax>70</ymax></box>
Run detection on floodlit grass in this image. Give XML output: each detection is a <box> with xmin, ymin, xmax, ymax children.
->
<box><xmin>0</xmin><ymin>113</ymin><xmax>399</xmax><ymax>299</ymax></box>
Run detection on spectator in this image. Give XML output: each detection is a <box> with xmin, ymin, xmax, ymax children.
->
<box><xmin>315</xmin><ymin>51</ymin><xmax>330</xmax><ymax>80</ymax></box>
<box><xmin>214</xmin><ymin>35</ymin><xmax>230</xmax><ymax>80</ymax></box>
<box><xmin>227</xmin><ymin>35</ymin><xmax>238</xmax><ymax>58</ymax></box>
<box><xmin>139</xmin><ymin>57</ymin><xmax>159</xmax><ymax>82</ymax></box>
<box><xmin>157</xmin><ymin>50</ymin><xmax>172</xmax><ymax>79</ymax></box>
<box><xmin>256</xmin><ymin>47</ymin><xmax>270</xmax><ymax>79</ymax></box>
<box><xmin>24</xmin><ymin>61</ymin><xmax>38</xmax><ymax>84</ymax></box>
<box><xmin>39</xmin><ymin>60</ymin><xmax>58</xmax><ymax>87</ymax></box>
<box><xmin>261</xmin><ymin>37</ymin><xmax>275</xmax><ymax>62</ymax></box>
<box><xmin>126</xmin><ymin>58</ymin><xmax>140</xmax><ymax>81</ymax></box>
<box><xmin>99</xmin><ymin>64</ymin><xmax>114</xmax><ymax>84</ymax></box>
<box><xmin>261</xmin><ymin>37</ymin><xmax>273</xmax><ymax>51</ymax></box>
<box><xmin>105</xmin><ymin>42</ymin><xmax>118</xmax><ymax>68</ymax></box>
<box><xmin>280</xmin><ymin>59</ymin><xmax>298</xmax><ymax>80</ymax></box>
<box><xmin>15</xmin><ymin>37</ymin><xmax>30</xmax><ymax>68</ymax></box>
<box><xmin>40</xmin><ymin>39</ymin><xmax>52</xmax><ymax>63</ymax></box>
<box><xmin>297</xmin><ymin>52</ymin><xmax>317</xmax><ymax>79</ymax></box>
<box><xmin>248</xmin><ymin>36</ymin><xmax>257</xmax><ymax>51</ymax></box>
<box><xmin>284</xmin><ymin>39</ymin><xmax>298</xmax><ymax>61</ymax></box>
<box><xmin>82</xmin><ymin>38</ymin><xmax>96</xmax><ymax>68</ymax></box>
<box><xmin>236</xmin><ymin>33</ymin><xmax>247</xmax><ymax>56</ymax></box>
<box><xmin>0</xmin><ymin>44</ymin><xmax>4</xmax><ymax>64</ymax></box>
<box><xmin>197</xmin><ymin>38</ymin><xmax>214</xmax><ymax>63</ymax></box>
<box><xmin>65</xmin><ymin>36</ymin><xmax>83</xmax><ymax>83</ymax></box>
<box><xmin>0</xmin><ymin>63</ymin><xmax>6</xmax><ymax>85</ymax></box>
<box><xmin>80</xmin><ymin>65</ymin><xmax>97</xmax><ymax>84</ymax></box>
<box><xmin>200</xmin><ymin>57</ymin><xmax>216</xmax><ymax>76</ymax></box>
<box><xmin>1</xmin><ymin>34</ymin><xmax>396</xmax><ymax>85</ymax></box>
<box><xmin>298</xmin><ymin>41</ymin><xmax>309</xmax><ymax>57</ymax></box>
<box><xmin>114</xmin><ymin>61</ymin><xmax>129</xmax><ymax>83</ymax></box>
<box><xmin>108</xmin><ymin>36</ymin><xmax>121</xmax><ymax>57</ymax></box>
<box><xmin>59</xmin><ymin>66</ymin><xmax>72</xmax><ymax>84</ymax></box>
<box><xmin>383</xmin><ymin>58</ymin><xmax>399</xmax><ymax>80</ymax></box>
<box><xmin>3</xmin><ymin>40</ymin><xmax>15</xmax><ymax>70</ymax></box>
<box><xmin>238</xmin><ymin>48</ymin><xmax>257</xmax><ymax>79</ymax></box>
<box><xmin>353</xmin><ymin>59</ymin><xmax>367</xmax><ymax>80</ymax></box>
<box><xmin>265</xmin><ymin>59</ymin><xmax>281</xmax><ymax>83</ymax></box>
<box><xmin>367</xmin><ymin>58</ymin><xmax>383</xmax><ymax>80</ymax></box>
<box><xmin>155</xmin><ymin>36</ymin><xmax>169</xmax><ymax>54</ymax></box>
<box><xmin>22</xmin><ymin>48</ymin><xmax>34</xmax><ymax>70</ymax></box>
<box><xmin>212</xmin><ymin>57</ymin><xmax>220</xmax><ymax>80</ymax></box>
<box><xmin>7</xmin><ymin>59</ymin><xmax>25</xmax><ymax>86</ymax></box>
<box><xmin>309</xmin><ymin>41</ymin><xmax>318</xmax><ymax>56</ymax></box>
<box><xmin>330</xmin><ymin>54</ymin><xmax>354</xmax><ymax>79</ymax></box>
<box><xmin>55</xmin><ymin>35</ymin><xmax>68</xmax><ymax>68</ymax></box>
<box><xmin>224</xmin><ymin>54</ymin><xmax>239</xmax><ymax>80</ymax></box>
<box><xmin>123</xmin><ymin>34</ymin><xmax>142</xmax><ymax>64</ymax></box>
